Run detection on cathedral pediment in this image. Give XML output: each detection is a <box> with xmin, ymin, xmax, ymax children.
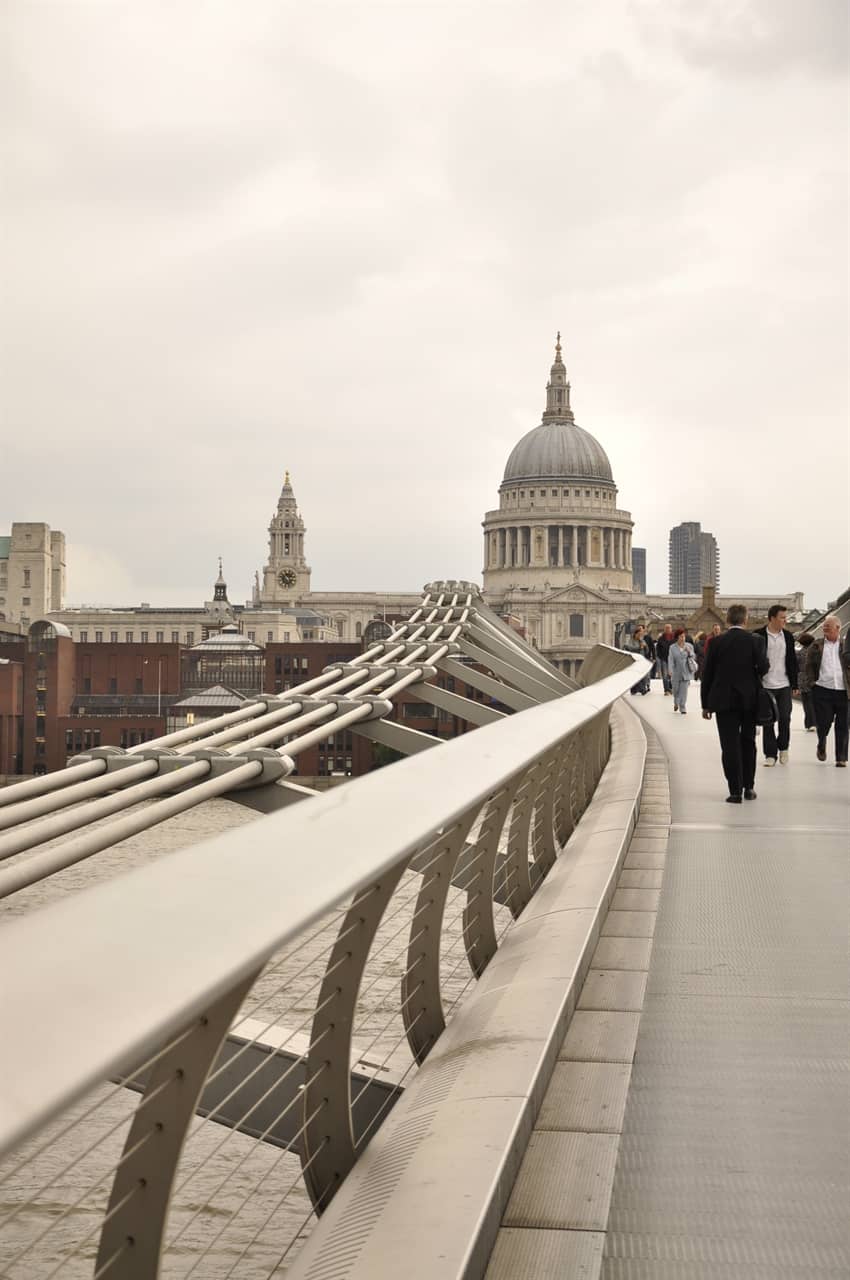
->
<box><xmin>544</xmin><ymin>582</ymin><xmax>610</xmax><ymax>605</ymax></box>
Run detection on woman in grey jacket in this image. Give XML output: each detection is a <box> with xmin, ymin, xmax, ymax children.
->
<box><xmin>668</xmin><ymin>628</ymin><xmax>696</xmax><ymax>714</ymax></box>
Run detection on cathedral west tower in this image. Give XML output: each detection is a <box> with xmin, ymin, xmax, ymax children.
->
<box><xmin>255</xmin><ymin>472</ymin><xmax>312</xmax><ymax>606</ymax></box>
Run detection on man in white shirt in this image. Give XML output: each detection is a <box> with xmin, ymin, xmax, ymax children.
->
<box><xmin>805</xmin><ymin>615</ymin><xmax>848</xmax><ymax>767</ymax></box>
<box><xmin>754</xmin><ymin>605</ymin><xmax>798</xmax><ymax>766</ymax></box>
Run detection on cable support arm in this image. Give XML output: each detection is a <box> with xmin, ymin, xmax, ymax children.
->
<box><xmin>0</xmin><ymin>756</ymin><xmax>159</xmax><ymax>832</ymax></box>
<box><xmin>0</xmin><ymin>758</ymin><xmax>266</xmax><ymax>903</ymax></box>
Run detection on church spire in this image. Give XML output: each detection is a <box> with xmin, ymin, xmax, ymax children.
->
<box><xmin>542</xmin><ymin>330</ymin><xmax>574</xmax><ymax>423</ymax></box>
<box><xmin>214</xmin><ymin>557</ymin><xmax>228</xmax><ymax>602</ymax></box>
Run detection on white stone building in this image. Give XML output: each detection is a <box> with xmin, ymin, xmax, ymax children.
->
<box><xmin>0</xmin><ymin>523</ymin><xmax>66</xmax><ymax>631</ymax></box>
<box><xmin>41</xmin><ymin>335</ymin><xmax>804</xmax><ymax>658</ymax></box>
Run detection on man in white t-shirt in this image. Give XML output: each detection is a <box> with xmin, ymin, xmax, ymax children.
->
<box><xmin>753</xmin><ymin>605</ymin><xmax>798</xmax><ymax>766</ymax></box>
<box><xmin>805</xmin><ymin>615</ymin><xmax>849</xmax><ymax>767</ymax></box>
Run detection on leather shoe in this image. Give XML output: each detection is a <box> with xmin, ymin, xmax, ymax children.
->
<box><xmin>838</xmin><ymin>761</ymin><xmax>847</xmax><ymax>768</ymax></box>
<box><xmin>743</xmin><ymin>788</ymin><xmax>757</xmax><ymax>800</ymax></box>
<box><xmin>816</xmin><ymin>744</ymin><xmax>827</xmax><ymax>762</ymax></box>
<box><xmin>726</xmin><ymin>794</ymin><xmax>742</xmax><ymax>804</ymax></box>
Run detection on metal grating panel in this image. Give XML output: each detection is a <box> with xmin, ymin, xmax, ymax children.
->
<box><xmin>560</xmin><ymin>1011</ymin><xmax>641</xmax><ymax>1064</ymax></box>
<box><xmin>503</xmin><ymin>1131</ymin><xmax>620</xmax><ymax>1230</ymax></box>
<box><xmin>602</xmin><ymin>827</ymin><xmax>850</xmax><ymax>1278</ymax></box>
<box><xmin>578</xmin><ymin>969</ymin><xmax>648</xmax><ymax>1012</ymax></box>
<box><xmin>486</xmin><ymin>1226</ymin><xmax>605</xmax><ymax>1279</ymax></box>
<box><xmin>536</xmin><ymin>1061</ymin><xmax>631</xmax><ymax>1133</ymax></box>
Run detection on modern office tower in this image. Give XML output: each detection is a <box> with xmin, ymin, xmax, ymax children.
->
<box><xmin>668</xmin><ymin>522</ymin><xmax>719</xmax><ymax>593</ymax></box>
<box><xmin>631</xmin><ymin>547</ymin><xmax>646</xmax><ymax>593</ymax></box>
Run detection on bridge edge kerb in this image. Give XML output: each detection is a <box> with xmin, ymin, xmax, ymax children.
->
<box><xmin>285</xmin><ymin>701</ymin><xmax>649</xmax><ymax>1280</ymax></box>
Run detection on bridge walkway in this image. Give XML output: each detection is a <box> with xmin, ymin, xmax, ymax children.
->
<box><xmin>487</xmin><ymin>686</ymin><xmax>850</xmax><ymax>1279</ymax></box>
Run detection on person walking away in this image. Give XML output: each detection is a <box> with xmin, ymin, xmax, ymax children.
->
<box><xmin>668</xmin><ymin>628</ymin><xmax>696</xmax><ymax>713</ymax></box>
<box><xmin>655</xmin><ymin>623</ymin><xmax>675</xmax><ymax>696</ymax></box>
<box><xmin>693</xmin><ymin>631</ymin><xmax>706</xmax><ymax>682</ymax></box>
<box><xmin>624</xmin><ymin>625</ymin><xmax>651</xmax><ymax>694</ymax></box>
<box><xmin>753</xmin><ymin>605</ymin><xmax>798</xmax><ymax>766</ymax></box>
<box><xmin>806</xmin><ymin>614</ymin><xmax>849</xmax><ymax>766</ymax></box>
<box><xmin>795</xmin><ymin>632</ymin><xmax>817</xmax><ymax>731</ymax></box>
<box><xmin>701</xmin><ymin>604</ymin><xmax>769</xmax><ymax>802</ymax></box>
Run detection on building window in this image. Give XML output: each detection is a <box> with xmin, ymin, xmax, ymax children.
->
<box><xmin>80</xmin><ymin>631</ymin><xmax>88</xmax><ymax>643</ymax></box>
<box><xmin>248</xmin><ymin>631</ymin><xmax>255</xmax><ymax>641</ymax></box>
<box><xmin>65</xmin><ymin>729</ymin><xmax>73</xmax><ymax>752</ymax></box>
<box><xmin>125</xmin><ymin>631</ymin><xmax>133</xmax><ymax>643</ymax></box>
<box><xmin>83</xmin><ymin>677</ymin><xmax>91</xmax><ymax>693</ymax></box>
<box><xmin>267</xmin><ymin>631</ymin><xmax>273</xmax><ymax>642</ymax></box>
<box><xmin>274</xmin><ymin>657</ymin><xmax>282</xmax><ymax>674</ymax></box>
<box><xmin>284</xmin><ymin>631</ymin><xmax>290</xmax><ymax>642</ymax></box>
<box><xmin>171</xmin><ymin>631</ymin><xmax>179</xmax><ymax>643</ymax></box>
<box><xmin>110</xmin><ymin>631</ymin><xmax>118</xmax><ymax>643</ymax></box>
<box><xmin>569</xmin><ymin>613</ymin><xmax>584</xmax><ymax>637</ymax></box>
<box><xmin>140</xmin><ymin>631</ymin><xmax>148</xmax><ymax>643</ymax></box>
<box><xmin>135</xmin><ymin>677</ymin><xmax>143</xmax><ymax>693</ymax></box>
<box><xmin>185</xmin><ymin>632</ymin><xmax>194</xmax><ymax>645</ymax></box>
<box><xmin>95</xmin><ymin>631</ymin><xmax>103</xmax><ymax>643</ymax></box>
<box><xmin>155</xmin><ymin>631</ymin><xmax>164</xmax><ymax>643</ymax></box>
<box><xmin>22</xmin><ymin>596</ymin><xmax>31</xmax><ymax>606</ymax></box>
<box><xmin>585</xmin><ymin>490</ymin><xmax>590</xmax><ymax>497</ymax></box>
<box><xmin>23</xmin><ymin>569</ymin><xmax>31</xmax><ymax>587</ymax></box>
<box><xmin>355</xmin><ymin>622</ymin><xmax>362</xmax><ymax>638</ymax></box>
<box><xmin>109</xmin><ymin>677</ymin><xmax>117</xmax><ymax>693</ymax></box>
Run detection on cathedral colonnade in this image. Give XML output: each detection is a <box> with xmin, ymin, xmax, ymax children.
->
<box><xmin>485</xmin><ymin>524</ymin><xmax>632</xmax><ymax>570</ymax></box>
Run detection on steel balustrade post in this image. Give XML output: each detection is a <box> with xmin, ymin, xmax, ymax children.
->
<box><xmin>401</xmin><ymin>811</ymin><xmax>478</xmax><ymax>1064</ymax></box>
<box><xmin>529</xmin><ymin>745</ymin><xmax>561</xmax><ymax>887</ymax></box>
<box><xmin>95</xmin><ymin>970</ymin><xmax>260</xmax><ymax>1279</ymax></box>
<box><xmin>301</xmin><ymin>869</ymin><xmax>409</xmax><ymax>1211</ymax></box>
<box><xmin>500</xmin><ymin>759</ymin><xmax>543</xmax><ymax>918</ymax></box>
<box><xmin>462</xmin><ymin>786</ymin><xmax>515</xmax><ymax>978</ymax></box>
<box><xmin>553</xmin><ymin>737</ymin><xmax>579</xmax><ymax>845</ymax></box>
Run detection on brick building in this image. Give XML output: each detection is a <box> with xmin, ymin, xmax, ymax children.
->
<box><xmin>1</xmin><ymin>622</ymin><xmax>493</xmax><ymax>783</ymax></box>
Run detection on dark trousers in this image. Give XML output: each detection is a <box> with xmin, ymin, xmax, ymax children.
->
<box><xmin>813</xmin><ymin>685</ymin><xmax>849</xmax><ymax>762</ymax></box>
<box><xmin>801</xmin><ymin>691</ymin><xmax>816</xmax><ymax>729</ymax></box>
<box><xmin>762</xmin><ymin>685</ymin><xmax>792</xmax><ymax>757</ymax></box>
<box><xmin>715</xmin><ymin>708</ymin><xmax>757</xmax><ymax>795</ymax></box>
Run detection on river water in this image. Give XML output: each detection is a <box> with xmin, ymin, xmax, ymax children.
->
<box><xmin>0</xmin><ymin>795</ymin><xmax>487</xmax><ymax>1278</ymax></box>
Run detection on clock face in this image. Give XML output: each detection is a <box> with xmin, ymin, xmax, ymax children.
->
<box><xmin>278</xmin><ymin>569</ymin><xmax>297</xmax><ymax>588</ymax></box>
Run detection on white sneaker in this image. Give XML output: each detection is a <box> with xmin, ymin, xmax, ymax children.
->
<box><xmin>779</xmin><ymin>750</ymin><xmax>789</xmax><ymax>764</ymax></box>
<box><xmin>764</xmin><ymin>757</ymin><xmax>776</xmax><ymax>767</ymax></box>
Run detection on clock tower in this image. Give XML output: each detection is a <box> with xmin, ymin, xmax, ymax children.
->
<box><xmin>255</xmin><ymin>472</ymin><xmax>312</xmax><ymax>605</ymax></box>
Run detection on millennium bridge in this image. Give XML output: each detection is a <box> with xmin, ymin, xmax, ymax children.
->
<box><xmin>0</xmin><ymin>584</ymin><xmax>847</xmax><ymax>1278</ymax></box>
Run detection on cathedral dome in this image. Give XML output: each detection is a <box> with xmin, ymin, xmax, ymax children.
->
<box><xmin>503</xmin><ymin>420</ymin><xmax>613</xmax><ymax>484</ymax></box>
<box><xmin>502</xmin><ymin>334</ymin><xmax>613</xmax><ymax>485</ymax></box>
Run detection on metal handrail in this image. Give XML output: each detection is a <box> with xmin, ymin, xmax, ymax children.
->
<box><xmin>0</xmin><ymin>656</ymin><xmax>643</xmax><ymax>1162</ymax></box>
<box><xmin>0</xmin><ymin>596</ymin><xmax>646</xmax><ymax>1279</ymax></box>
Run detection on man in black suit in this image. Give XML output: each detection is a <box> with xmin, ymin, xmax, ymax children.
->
<box><xmin>753</xmin><ymin>605</ymin><xmax>798</xmax><ymax>766</ymax></box>
<box><xmin>701</xmin><ymin>604</ymin><xmax>769</xmax><ymax>803</ymax></box>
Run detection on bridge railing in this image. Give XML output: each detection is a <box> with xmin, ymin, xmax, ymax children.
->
<box><xmin>0</xmin><ymin>607</ymin><xmax>645</xmax><ymax>1278</ymax></box>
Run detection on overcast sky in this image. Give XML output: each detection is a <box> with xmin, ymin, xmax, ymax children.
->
<box><xmin>2</xmin><ymin>0</ymin><xmax>848</xmax><ymax>612</ymax></box>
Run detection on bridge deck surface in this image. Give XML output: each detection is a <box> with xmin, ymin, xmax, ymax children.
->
<box><xmin>607</xmin><ymin>689</ymin><xmax>849</xmax><ymax>1278</ymax></box>
<box><xmin>489</xmin><ymin>685</ymin><xmax>849</xmax><ymax>1279</ymax></box>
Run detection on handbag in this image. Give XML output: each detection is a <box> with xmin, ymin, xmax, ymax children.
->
<box><xmin>756</xmin><ymin>686</ymin><xmax>778</xmax><ymax>726</ymax></box>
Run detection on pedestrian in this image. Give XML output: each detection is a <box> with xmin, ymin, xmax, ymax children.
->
<box><xmin>668</xmin><ymin>628</ymin><xmax>696</xmax><ymax>713</ymax></box>
<box><xmin>693</xmin><ymin>631</ymin><xmax>706</xmax><ymax>681</ymax></box>
<box><xmin>655</xmin><ymin>623</ymin><xmax>674</xmax><ymax>696</ymax></box>
<box><xmin>624</xmin><ymin>624</ymin><xmax>651</xmax><ymax>695</ymax></box>
<box><xmin>805</xmin><ymin>614</ymin><xmax>849</xmax><ymax>767</ymax></box>
<box><xmin>753</xmin><ymin>605</ymin><xmax>798</xmax><ymax>767</ymax></box>
<box><xmin>701</xmin><ymin>603</ymin><xmax>769</xmax><ymax>803</ymax></box>
<box><xmin>795</xmin><ymin>632</ymin><xmax>817</xmax><ymax>731</ymax></box>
